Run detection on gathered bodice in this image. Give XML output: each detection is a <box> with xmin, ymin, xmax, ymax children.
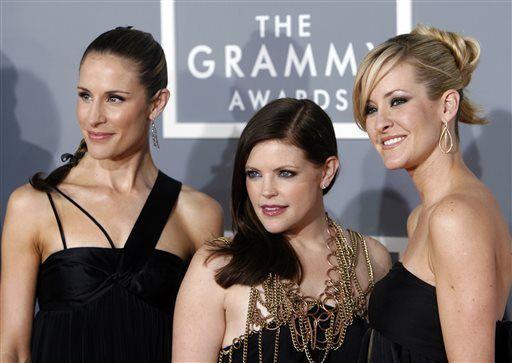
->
<box><xmin>31</xmin><ymin>170</ymin><xmax>186</xmax><ymax>363</ymax></box>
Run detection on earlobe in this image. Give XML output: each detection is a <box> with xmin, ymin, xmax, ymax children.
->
<box><xmin>150</xmin><ymin>89</ymin><xmax>170</xmax><ymax>120</ymax></box>
<box><xmin>321</xmin><ymin>156</ymin><xmax>340</xmax><ymax>188</ymax></box>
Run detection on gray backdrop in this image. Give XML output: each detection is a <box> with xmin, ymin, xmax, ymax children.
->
<box><xmin>1</xmin><ymin>1</ymin><xmax>510</xmax><ymax>317</ymax></box>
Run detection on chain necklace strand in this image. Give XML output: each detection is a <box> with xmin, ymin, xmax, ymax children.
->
<box><xmin>218</xmin><ymin>216</ymin><xmax>374</xmax><ymax>363</ymax></box>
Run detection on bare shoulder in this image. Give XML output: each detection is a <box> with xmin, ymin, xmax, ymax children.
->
<box><xmin>175</xmin><ymin>184</ymin><xmax>224</xmax><ymax>249</ymax></box>
<box><xmin>428</xmin><ymin>193</ymin><xmax>496</xmax><ymax>269</ymax></box>
<box><xmin>5</xmin><ymin>184</ymin><xmax>49</xmax><ymax>223</ymax></box>
<box><xmin>362</xmin><ymin>235</ymin><xmax>392</xmax><ymax>282</ymax></box>
<box><xmin>183</xmin><ymin>242</ymin><xmax>231</xmax><ymax>290</ymax></box>
<box><xmin>2</xmin><ymin>183</ymin><xmax>50</xmax><ymax>252</ymax></box>
<box><xmin>429</xmin><ymin>193</ymin><xmax>494</xmax><ymax>241</ymax></box>
<box><xmin>176</xmin><ymin>184</ymin><xmax>223</xmax><ymax>222</ymax></box>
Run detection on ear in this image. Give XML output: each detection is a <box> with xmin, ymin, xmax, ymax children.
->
<box><xmin>440</xmin><ymin>89</ymin><xmax>460</xmax><ymax>124</ymax></box>
<box><xmin>148</xmin><ymin>89</ymin><xmax>171</xmax><ymax>122</ymax></box>
<box><xmin>320</xmin><ymin>156</ymin><xmax>339</xmax><ymax>189</ymax></box>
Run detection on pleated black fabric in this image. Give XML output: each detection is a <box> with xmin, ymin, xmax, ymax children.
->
<box><xmin>31</xmin><ymin>171</ymin><xmax>186</xmax><ymax>363</ymax></box>
<box><xmin>360</xmin><ymin>261</ymin><xmax>512</xmax><ymax>363</ymax></box>
<box><xmin>220</xmin><ymin>316</ymin><xmax>369</xmax><ymax>362</ymax></box>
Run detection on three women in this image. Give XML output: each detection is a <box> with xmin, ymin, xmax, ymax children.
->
<box><xmin>1</xmin><ymin>22</ymin><xmax>511</xmax><ymax>363</ymax></box>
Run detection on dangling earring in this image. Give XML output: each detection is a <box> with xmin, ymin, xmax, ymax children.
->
<box><xmin>438</xmin><ymin>121</ymin><xmax>453</xmax><ymax>154</ymax></box>
<box><xmin>151</xmin><ymin>121</ymin><xmax>159</xmax><ymax>149</ymax></box>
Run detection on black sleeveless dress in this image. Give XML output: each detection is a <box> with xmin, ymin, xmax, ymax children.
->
<box><xmin>361</xmin><ymin>261</ymin><xmax>512</xmax><ymax>363</ymax></box>
<box><xmin>219</xmin><ymin>316</ymin><xmax>369</xmax><ymax>362</ymax></box>
<box><xmin>30</xmin><ymin>171</ymin><xmax>187</xmax><ymax>363</ymax></box>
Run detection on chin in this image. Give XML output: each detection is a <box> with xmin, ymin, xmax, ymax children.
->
<box><xmin>257</xmin><ymin>216</ymin><xmax>290</xmax><ymax>235</ymax></box>
<box><xmin>85</xmin><ymin>147</ymin><xmax>119</xmax><ymax>161</ymax></box>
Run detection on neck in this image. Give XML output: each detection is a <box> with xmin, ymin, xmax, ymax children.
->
<box><xmin>74</xmin><ymin>147</ymin><xmax>158</xmax><ymax>193</ymax></box>
<box><xmin>407</xmin><ymin>146</ymin><xmax>471</xmax><ymax>207</ymax></box>
<box><xmin>286</xmin><ymin>206</ymin><xmax>330</xmax><ymax>252</ymax></box>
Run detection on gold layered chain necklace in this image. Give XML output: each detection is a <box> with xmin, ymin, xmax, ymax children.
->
<box><xmin>235</xmin><ymin>216</ymin><xmax>374</xmax><ymax>363</ymax></box>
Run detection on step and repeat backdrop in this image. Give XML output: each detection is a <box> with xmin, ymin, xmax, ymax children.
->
<box><xmin>1</xmin><ymin>1</ymin><xmax>510</xmax><ymax>313</ymax></box>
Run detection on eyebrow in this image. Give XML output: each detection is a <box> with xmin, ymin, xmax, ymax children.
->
<box><xmin>368</xmin><ymin>89</ymin><xmax>408</xmax><ymax>104</ymax></box>
<box><xmin>245</xmin><ymin>164</ymin><xmax>299</xmax><ymax>171</ymax></box>
<box><xmin>77</xmin><ymin>86</ymin><xmax>131</xmax><ymax>95</ymax></box>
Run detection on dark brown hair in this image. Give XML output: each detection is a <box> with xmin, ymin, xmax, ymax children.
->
<box><xmin>209</xmin><ymin>98</ymin><xmax>338</xmax><ymax>288</ymax></box>
<box><xmin>30</xmin><ymin>26</ymin><xmax>167</xmax><ymax>191</ymax></box>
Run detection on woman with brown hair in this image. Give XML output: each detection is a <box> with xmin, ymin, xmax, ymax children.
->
<box><xmin>0</xmin><ymin>27</ymin><xmax>222</xmax><ymax>363</ymax></box>
<box><xmin>173</xmin><ymin>97</ymin><xmax>392</xmax><ymax>362</ymax></box>
<box><xmin>353</xmin><ymin>25</ymin><xmax>512</xmax><ymax>362</ymax></box>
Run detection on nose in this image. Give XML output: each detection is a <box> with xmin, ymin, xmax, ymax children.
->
<box><xmin>261</xmin><ymin>176</ymin><xmax>278</xmax><ymax>199</ymax></box>
<box><xmin>87</xmin><ymin>100</ymin><xmax>107</xmax><ymax>127</ymax></box>
<box><xmin>375</xmin><ymin>108</ymin><xmax>393</xmax><ymax>133</ymax></box>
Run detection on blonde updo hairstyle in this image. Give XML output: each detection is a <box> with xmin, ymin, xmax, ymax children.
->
<box><xmin>353</xmin><ymin>24</ymin><xmax>486</xmax><ymax>138</ymax></box>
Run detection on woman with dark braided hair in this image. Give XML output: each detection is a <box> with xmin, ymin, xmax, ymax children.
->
<box><xmin>0</xmin><ymin>27</ymin><xmax>222</xmax><ymax>363</ymax></box>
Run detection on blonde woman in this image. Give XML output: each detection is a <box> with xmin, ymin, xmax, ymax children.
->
<box><xmin>353</xmin><ymin>25</ymin><xmax>512</xmax><ymax>362</ymax></box>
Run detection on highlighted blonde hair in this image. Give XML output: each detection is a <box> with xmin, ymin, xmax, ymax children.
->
<box><xmin>353</xmin><ymin>24</ymin><xmax>486</xmax><ymax>136</ymax></box>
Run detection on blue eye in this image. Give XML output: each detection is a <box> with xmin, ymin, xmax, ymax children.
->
<box><xmin>391</xmin><ymin>97</ymin><xmax>407</xmax><ymax>107</ymax></box>
<box><xmin>365</xmin><ymin>105</ymin><xmax>377</xmax><ymax>115</ymax></box>
<box><xmin>279</xmin><ymin>170</ymin><xmax>296</xmax><ymax>178</ymax></box>
<box><xmin>245</xmin><ymin>170</ymin><xmax>260</xmax><ymax>179</ymax></box>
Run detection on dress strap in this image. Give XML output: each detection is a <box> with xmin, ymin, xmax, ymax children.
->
<box><xmin>46</xmin><ymin>193</ymin><xmax>67</xmax><ymax>249</ymax></box>
<box><xmin>51</xmin><ymin>186</ymin><xmax>116</xmax><ymax>249</ymax></box>
<box><xmin>347</xmin><ymin>229</ymin><xmax>374</xmax><ymax>316</ymax></box>
<box><xmin>119</xmin><ymin>171</ymin><xmax>182</xmax><ymax>272</ymax></box>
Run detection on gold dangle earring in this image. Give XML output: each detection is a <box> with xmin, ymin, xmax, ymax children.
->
<box><xmin>438</xmin><ymin>120</ymin><xmax>453</xmax><ymax>154</ymax></box>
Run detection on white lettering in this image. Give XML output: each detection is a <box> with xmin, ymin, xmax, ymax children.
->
<box><xmin>325</xmin><ymin>42</ymin><xmax>357</xmax><ymax>77</ymax></box>
<box><xmin>295</xmin><ymin>89</ymin><xmax>308</xmax><ymax>99</ymax></box>
<box><xmin>314</xmin><ymin>89</ymin><xmax>330</xmax><ymax>108</ymax></box>
<box><xmin>225</xmin><ymin>45</ymin><xmax>244</xmax><ymax>78</ymax></box>
<box><xmin>251</xmin><ymin>45</ymin><xmax>277</xmax><ymax>78</ymax></box>
<box><xmin>335</xmin><ymin>89</ymin><xmax>348</xmax><ymax>111</ymax></box>
<box><xmin>255</xmin><ymin>15</ymin><xmax>270</xmax><ymax>38</ymax></box>
<box><xmin>228</xmin><ymin>90</ymin><xmax>245</xmax><ymax>111</ymax></box>
<box><xmin>188</xmin><ymin>45</ymin><xmax>215</xmax><ymax>79</ymax></box>
<box><xmin>274</xmin><ymin>15</ymin><xmax>292</xmax><ymax>37</ymax></box>
<box><xmin>248</xmin><ymin>89</ymin><xmax>271</xmax><ymax>109</ymax></box>
<box><xmin>284</xmin><ymin>44</ymin><xmax>317</xmax><ymax>77</ymax></box>
<box><xmin>298</xmin><ymin>14</ymin><xmax>311</xmax><ymax>37</ymax></box>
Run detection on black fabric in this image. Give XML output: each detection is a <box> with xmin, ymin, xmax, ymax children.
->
<box><xmin>360</xmin><ymin>261</ymin><xmax>512</xmax><ymax>363</ymax></box>
<box><xmin>31</xmin><ymin>171</ymin><xmax>186</xmax><ymax>363</ymax></box>
<box><xmin>220</xmin><ymin>316</ymin><xmax>369</xmax><ymax>362</ymax></box>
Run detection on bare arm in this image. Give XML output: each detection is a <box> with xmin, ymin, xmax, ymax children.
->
<box><xmin>172</xmin><ymin>246</ymin><xmax>227</xmax><ymax>362</ymax></box>
<box><xmin>429</xmin><ymin>196</ymin><xmax>497</xmax><ymax>362</ymax></box>
<box><xmin>365</xmin><ymin>236</ymin><xmax>393</xmax><ymax>283</ymax></box>
<box><xmin>1</xmin><ymin>186</ymin><xmax>42</xmax><ymax>362</ymax></box>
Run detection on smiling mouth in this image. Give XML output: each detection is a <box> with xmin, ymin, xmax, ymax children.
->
<box><xmin>261</xmin><ymin>205</ymin><xmax>288</xmax><ymax>217</ymax></box>
<box><xmin>87</xmin><ymin>131</ymin><xmax>114</xmax><ymax>141</ymax></box>
<box><xmin>382</xmin><ymin>136</ymin><xmax>406</xmax><ymax>147</ymax></box>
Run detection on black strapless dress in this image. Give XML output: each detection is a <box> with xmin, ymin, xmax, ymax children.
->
<box><xmin>361</xmin><ymin>261</ymin><xmax>512</xmax><ymax>363</ymax></box>
<box><xmin>219</xmin><ymin>316</ymin><xmax>369</xmax><ymax>362</ymax></box>
<box><xmin>30</xmin><ymin>171</ymin><xmax>187</xmax><ymax>363</ymax></box>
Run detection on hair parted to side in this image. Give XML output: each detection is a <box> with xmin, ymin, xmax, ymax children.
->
<box><xmin>30</xmin><ymin>27</ymin><xmax>167</xmax><ymax>192</ymax></box>
<box><xmin>353</xmin><ymin>24</ymin><xmax>485</xmax><ymax>138</ymax></box>
<box><xmin>208</xmin><ymin>98</ymin><xmax>339</xmax><ymax>289</ymax></box>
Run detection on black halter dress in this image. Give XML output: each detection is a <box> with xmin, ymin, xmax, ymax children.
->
<box><xmin>30</xmin><ymin>171</ymin><xmax>187</xmax><ymax>363</ymax></box>
<box><xmin>360</xmin><ymin>261</ymin><xmax>512</xmax><ymax>363</ymax></box>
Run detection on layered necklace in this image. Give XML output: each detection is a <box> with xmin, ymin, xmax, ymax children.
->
<box><xmin>241</xmin><ymin>216</ymin><xmax>374</xmax><ymax>363</ymax></box>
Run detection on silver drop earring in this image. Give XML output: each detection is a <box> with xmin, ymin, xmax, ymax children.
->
<box><xmin>151</xmin><ymin>121</ymin><xmax>159</xmax><ymax>149</ymax></box>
